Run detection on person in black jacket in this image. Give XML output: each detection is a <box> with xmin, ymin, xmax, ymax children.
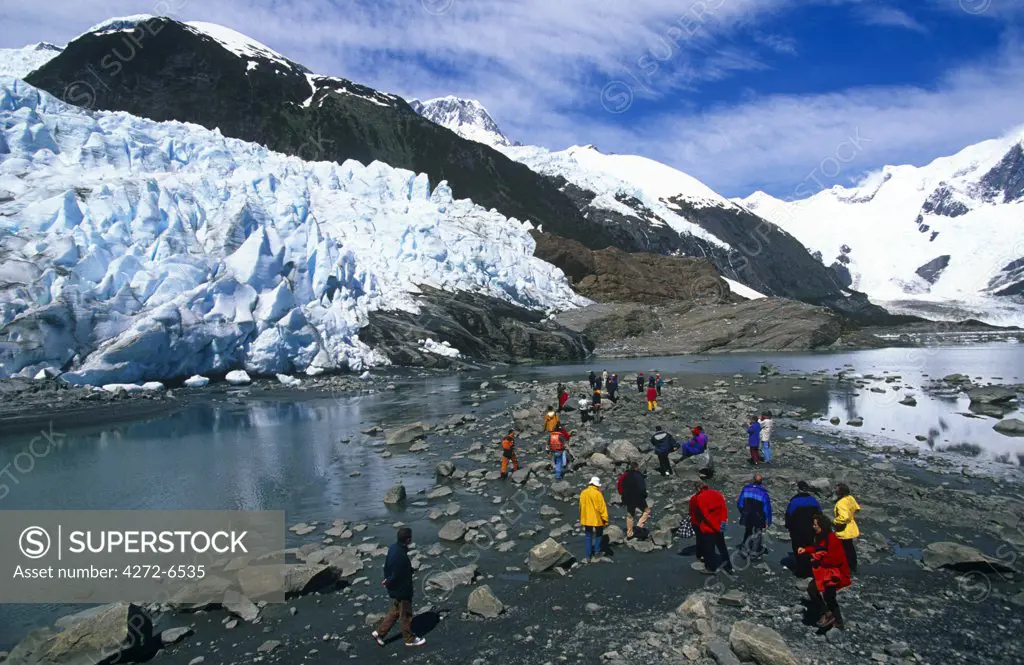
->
<box><xmin>785</xmin><ymin>481</ymin><xmax>822</xmax><ymax>577</ymax></box>
<box><xmin>650</xmin><ymin>425</ymin><xmax>678</xmax><ymax>476</ymax></box>
<box><xmin>618</xmin><ymin>461</ymin><xmax>651</xmax><ymax>539</ymax></box>
<box><xmin>372</xmin><ymin>528</ymin><xmax>426</xmax><ymax>648</ymax></box>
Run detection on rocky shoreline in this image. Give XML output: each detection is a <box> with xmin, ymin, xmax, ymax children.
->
<box><xmin>4</xmin><ymin>369</ymin><xmax>1022</xmax><ymax>665</ymax></box>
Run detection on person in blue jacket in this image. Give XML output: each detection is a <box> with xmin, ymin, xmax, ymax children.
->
<box><xmin>785</xmin><ymin>481</ymin><xmax>822</xmax><ymax>576</ymax></box>
<box><xmin>372</xmin><ymin>528</ymin><xmax>426</xmax><ymax>648</ymax></box>
<box><xmin>746</xmin><ymin>415</ymin><xmax>762</xmax><ymax>465</ymax></box>
<box><xmin>737</xmin><ymin>474</ymin><xmax>772</xmax><ymax>558</ymax></box>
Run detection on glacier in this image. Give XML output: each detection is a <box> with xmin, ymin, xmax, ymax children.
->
<box><xmin>0</xmin><ymin>43</ymin><xmax>64</xmax><ymax>79</ymax></box>
<box><xmin>0</xmin><ymin>77</ymin><xmax>587</xmax><ymax>385</ymax></box>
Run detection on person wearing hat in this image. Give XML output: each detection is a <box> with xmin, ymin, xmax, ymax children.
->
<box><xmin>579</xmin><ymin>476</ymin><xmax>609</xmax><ymax>562</ymax></box>
<box><xmin>499</xmin><ymin>429</ymin><xmax>520</xmax><ymax>480</ymax></box>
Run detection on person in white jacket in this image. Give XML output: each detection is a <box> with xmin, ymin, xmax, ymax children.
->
<box><xmin>759</xmin><ymin>411</ymin><xmax>774</xmax><ymax>463</ymax></box>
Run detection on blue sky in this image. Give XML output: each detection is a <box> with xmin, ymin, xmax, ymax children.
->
<box><xmin>2</xmin><ymin>0</ymin><xmax>1023</xmax><ymax>197</ymax></box>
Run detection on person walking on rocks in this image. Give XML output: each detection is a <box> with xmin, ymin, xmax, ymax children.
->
<box><xmin>591</xmin><ymin>387</ymin><xmax>603</xmax><ymax>422</ymax></box>
<box><xmin>648</xmin><ymin>374</ymin><xmax>657</xmax><ymax>389</ymax></box>
<box><xmin>578</xmin><ymin>397</ymin><xmax>593</xmax><ymax>424</ymax></box>
<box><xmin>737</xmin><ymin>473</ymin><xmax>772</xmax><ymax>558</ymax></box>
<box><xmin>650</xmin><ymin>425</ymin><xmax>678</xmax><ymax>476</ymax></box>
<box><xmin>646</xmin><ymin>384</ymin><xmax>658</xmax><ymax>412</ymax></box>
<box><xmin>785</xmin><ymin>481</ymin><xmax>822</xmax><ymax>577</ymax></box>
<box><xmin>690</xmin><ymin>481</ymin><xmax>733</xmax><ymax>574</ymax></box>
<box><xmin>798</xmin><ymin>513</ymin><xmax>851</xmax><ymax>631</ymax></box>
<box><xmin>746</xmin><ymin>415</ymin><xmax>762</xmax><ymax>465</ymax></box>
<box><xmin>544</xmin><ymin>407</ymin><xmax>560</xmax><ymax>433</ymax></box>
<box><xmin>607</xmin><ymin>374</ymin><xmax>619</xmax><ymax>402</ymax></box>
<box><xmin>759</xmin><ymin>411</ymin><xmax>774</xmax><ymax>463</ymax></box>
<box><xmin>580</xmin><ymin>476</ymin><xmax>609</xmax><ymax>562</ymax></box>
<box><xmin>655</xmin><ymin>373</ymin><xmax>664</xmax><ymax>396</ymax></box>
<box><xmin>601</xmin><ymin>369</ymin><xmax>609</xmax><ymax>390</ymax></box>
<box><xmin>617</xmin><ymin>461</ymin><xmax>651</xmax><ymax>539</ymax></box>
<box><xmin>833</xmin><ymin>483</ymin><xmax>861</xmax><ymax>573</ymax></box>
<box><xmin>548</xmin><ymin>427</ymin><xmax>570</xmax><ymax>480</ymax></box>
<box><xmin>589</xmin><ymin>370</ymin><xmax>598</xmax><ymax>390</ymax></box>
<box><xmin>558</xmin><ymin>385</ymin><xmax>569</xmax><ymax>412</ymax></box>
<box><xmin>499</xmin><ymin>429</ymin><xmax>520</xmax><ymax>480</ymax></box>
<box><xmin>372</xmin><ymin>527</ymin><xmax>426</xmax><ymax>648</ymax></box>
<box><xmin>637</xmin><ymin>372</ymin><xmax>646</xmax><ymax>393</ymax></box>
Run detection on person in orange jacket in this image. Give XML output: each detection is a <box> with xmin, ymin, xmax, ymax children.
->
<box><xmin>689</xmin><ymin>481</ymin><xmax>734</xmax><ymax>573</ymax></box>
<box><xmin>543</xmin><ymin>407</ymin><xmax>560</xmax><ymax>433</ymax></box>
<box><xmin>798</xmin><ymin>513</ymin><xmax>852</xmax><ymax>631</ymax></box>
<box><xmin>646</xmin><ymin>384</ymin><xmax>658</xmax><ymax>411</ymax></box>
<box><xmin>499</xmin><ymin>429</ymin><xmax>520</xmax><ymax>479</ymax></box>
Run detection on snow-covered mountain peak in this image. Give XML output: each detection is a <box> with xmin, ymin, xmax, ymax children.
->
<box><xmin>0</xmin><ymin>42</ymin><xmax>64</xmax><ymax>79</ymax></box>
<box><xmin>409</xmin><ymin>96</ymin><xmax>513</xmax><ymax>147</ymax></box>
<box><xmin>737</xmin><ymin>128</ymin><xmax>1024</xmax><ymax>325</ymax></box>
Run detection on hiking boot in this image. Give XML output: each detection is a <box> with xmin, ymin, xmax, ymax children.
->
<box><xmin>371</xmin><ymin>631</ymin><xmax>385</xmax><ymax>647</ymax></box>
<box><xmin>816</xmin><ymin>612</ymin><xmax>835</xmax><ymax>628</ymax></box>
<box><xmin>405</xmin><ymin>636</ymin><xmax>427</xmax><ymax>647</ymax></box>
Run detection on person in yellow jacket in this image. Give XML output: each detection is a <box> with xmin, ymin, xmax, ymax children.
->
<box><xmin>833</xmin><ymin>483</ymin><xmax>861</xmax><ymax>573</ymax></box>
<box><xmin>579</xmin><ymin>476</ymin><xmax>609</xmax><ymax>562</ymax></box>
<box><xmin>543</xmin><ymin>407</ymin><xmax>560</xmax><ymax>433</ymax></box>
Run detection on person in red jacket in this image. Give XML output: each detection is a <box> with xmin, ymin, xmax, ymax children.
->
<box><xmin>558</xmin><ymin>386</ymin><xmax>569</xmax><ymax>412</ymax></box>
<box><xmin>688</xmin><ymin>481</ymin><xmax>734</xmax><ymax>574</ymax></box>
<box><xmin>798</xmin><ymin>513</ymin><xmax>851</xmax><ymax>631</ymax></box>
<box><xmin>645</xmin><ymin>385</ymin><xmax>658</xmax><ymax>412</ymax></box>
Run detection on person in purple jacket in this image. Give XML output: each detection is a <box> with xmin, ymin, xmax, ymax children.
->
<box><xmin>680</xmin><ymin>426</ymin><xmax>708</xmax><ymax>458</ymax></box>
<box><xmin>746</xmin><ymin>416</ymin><xmax>762</xmax><ymax>465</ymax></box>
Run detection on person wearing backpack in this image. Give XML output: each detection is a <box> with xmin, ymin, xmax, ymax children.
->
<box><xmin>499</xmin><ymin>430</ymin><xmax>520</xmax><ymax>480</ymax></box>
<box><xmin>689</xmin><ymin>481</ymin><xmax>734</xmax><ymax>574</ymax></box>
<box><xmin>636</xmin><ymin>372</ymin><xmax>645</xmax><ymax>393</ymax></box>
<box><xmin>617</xmin><ymin>461</ymin><xmax>651</xmax><ymax>539</ymax></box>
<box><xmin>543</xmin><ymin>407</ymin><xmax>560</xmax><ymax>433</ymax></box>
<box><xmin>650</xmin><ymin>425</ymin><xmax>678</xmax><ymax>476</ymax></box>
<box><xmin>548</xmin><ymin>427</ymin><xmax>570</xmax><ymax>480</ymax></box>
<box><xmin>737</xmin><ymin>474</ymin><xmax>772</xmax><ymax>558</ymax></box>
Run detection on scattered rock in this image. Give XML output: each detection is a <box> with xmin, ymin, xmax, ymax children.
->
<box><xmin>676</xmin><ymin>593</ymin><xmax>712</xmax><ymax>620</ymax></box>
<box><xmin>237</xmin><ymin>564</ymin><xmax>336</xmax><ymax>600</ymax></box>
<box><xmin>256</xmin><ymin>640</ymin><xmax>282</xmax><ymax>653</ymax></box>
<box><xmin>386</xmin><ymin>423</ymin><xmax>428</xmax><ymax>445</ymax></box>
<box><xmin>425</xmin><ymin>564</ymin><xmax>479</xmax><ymax>592</ymax></box>
<box><xmin>438</xmin><ymin>520</ymin><xmax>468</xmax><ymax>542</ymax></box>
<box><xmin>719</xmin><ymin>589</ymin><xmax>747</xmax><ymax>607</ymax></box>
<box><xmin>159</xmin><ymin>627</ymin><xmax>193</xmax><ymax>647</ymax></box>
<box><xmin>847</xmin><ymin>417</ymin><xmax>864</xmax><ymax>427</ymax></box>
<box><xmin>729</xmin><ymin>621</ymin><xmax>798</xmax><ymax>665</ymax></box>
<box><xmin>427</xmin><ymin>486</ymin><xmax>454</xmax><ymax>500</ymax></box>
<box><xmin>923</xmin><ymin>541</ymin><xmax>1015</xmax><ymax>573</ymax></box>
<box><xmin>383</xmin><ymin>484</ymin><xmax>407</xmax><ymax>505</ymax></box>
<box><xmin>760</xmin><ymin>363</ymin><xmax>780</xmax><ymax>376</ymax></box>
<box><xmin>968</xmin><ymin>386</ymin><xmax>1017</xmax><ymax>405</ymax></box>
<box><xmin>607</xmin><ymin>439</ymin><xmax>641</xmax><ymax>463</ymax></box>
<box><xmin>436</xmin><ymin>461</ymin><xmax>456</xmax><ymax>477</ymax></box>
<box><xmin>993</xmin><ymin>418</ymin><xmax>1024</xmax><ymax>436</ymax></box>
<box><xmin>707</xmin><ymin>638</ymin><xmax>742</xmax><ymax>665</ymax></box>
<box><xmin>528</xmin><ymin>538</ymin><xmax>574</xmax><ymax>572</ymax></box>
<box><xmin>223</xmin><ymin>591</ymin><xmax>261</xmax><ymax>622</ymax></box>
<box><xmin>467</xmin><ymin>585</ymin><xmax>505</xmax><ymax>618</ymax></box>
<box><xmin>44</xmin><ymin>603</ymin><xmax>154</xmax><ymax>665</ymax></box>
<box><xmin>899</xmin><ymin>396</ymin><xmax>917</xmax><ymax>406</ymax></box>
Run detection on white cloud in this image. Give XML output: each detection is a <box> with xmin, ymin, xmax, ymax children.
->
<box><xmin>857</xmin><ymin>6</ymin><xmax>928</xmax><ymax>32</ymax></box>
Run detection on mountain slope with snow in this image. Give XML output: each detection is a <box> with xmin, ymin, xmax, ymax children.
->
<box><xmin>409</xmin><ymin>97</ymin><xmax>513</xmax><ymax>147</ymax></box>
<box><xmin>738</xmin><ymin>130</ymin><xmax>1024</xmax><ymax>325</ymax></box>
<box><xmin>0</xmin><ymin>43</ymin><xmax>64</xmax><ymax>79</ymax></box>
<box><xmin>0</xmin><ymin>77</ymin><xmax>587</xmax><ymax>385</ymax></box>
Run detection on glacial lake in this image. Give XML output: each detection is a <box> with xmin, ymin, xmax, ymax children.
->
<box><xmin>0</xmin><ymin>343</ymin><xmax>1022</xmax><ymax>646</ymax></box>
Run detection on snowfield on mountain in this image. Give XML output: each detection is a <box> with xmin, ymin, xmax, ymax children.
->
<box><xmin>0</xmin><ymin>42</ymin><xmax>63</xmax><ymax>79</ymax></box>
<box><xmin>0</xmin><ymin>77</ymin><xmax>586</xmax><ymax>385</ymax></box>
<box><xmin>739</xmin><ymin>130</ymin><xmax>1024</xmax><ymax>325</ymax></box>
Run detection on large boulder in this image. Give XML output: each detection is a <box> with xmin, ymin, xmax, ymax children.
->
<box><xmin>237</xmin><ymin>563</ymin><xmax>336</xmax><ymax>600</ymax></box>
<box><xmin>467</xmin><ymin>585</ymin><xmax>505</xmax><ymax>618</ymax></box>
<box><xmin>993</xmin><ymin>419</ymin><xmax>1024</xmax><ymax>436</ymax></box>
<box><xmin>386</xmin><ymin>423</ymin><xmax>428</xmax><ymax>445</ymax></box>
<box><xmin>44</xmin><ymin>602</ymin><xmax>156</xmax><ymax>665</ymax></box>
<box><xmin>528</xmin><ymin>538</ymin><xmax>574</xmax><ymax>572</ymax></box>
<box><xmin>436</xmin><ymin>461</ymin><xmax>456</xmax><ymax>477</ymax></box>
<box><xmin>676</xmin><ymin>593</ymin><xmax>712</xmax><ymax>620</ymax></box>
<box><xmin>728</xmin><ymin>621</ymin><xmax>798</xmax><ymax>665</ymax></box>
<box><xmin>607</xmin><ymin>439</ymin><xmax>641</xmax><ymax>463</ymax></box>
<box><xmin>968</xmin><ymin>386</ymin><xmax>1017</xmax><ymax>405</ymax></box>
<box><xmin>588</xmin><ymin>452</ymin><xmax>615</xmax><ymax>469</ymax></box>
<box><xmin>438</xmin><ymin>519</ymin><xmax>468</xmax><ymax>542</ymax></box>
<box><xmin>923</xmin><ymin>542</ymin><xmax>1015</xmax><ymax>573</ymax></box>
<box><xmin>424</xmin><ymin>564</ymin><xmax>478</xmax><ymax>593</ymax></box>
<box><xmin>383</xmin><ymin>484</ymin><xmax>407</xmax><ymax>505</ymax></box>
